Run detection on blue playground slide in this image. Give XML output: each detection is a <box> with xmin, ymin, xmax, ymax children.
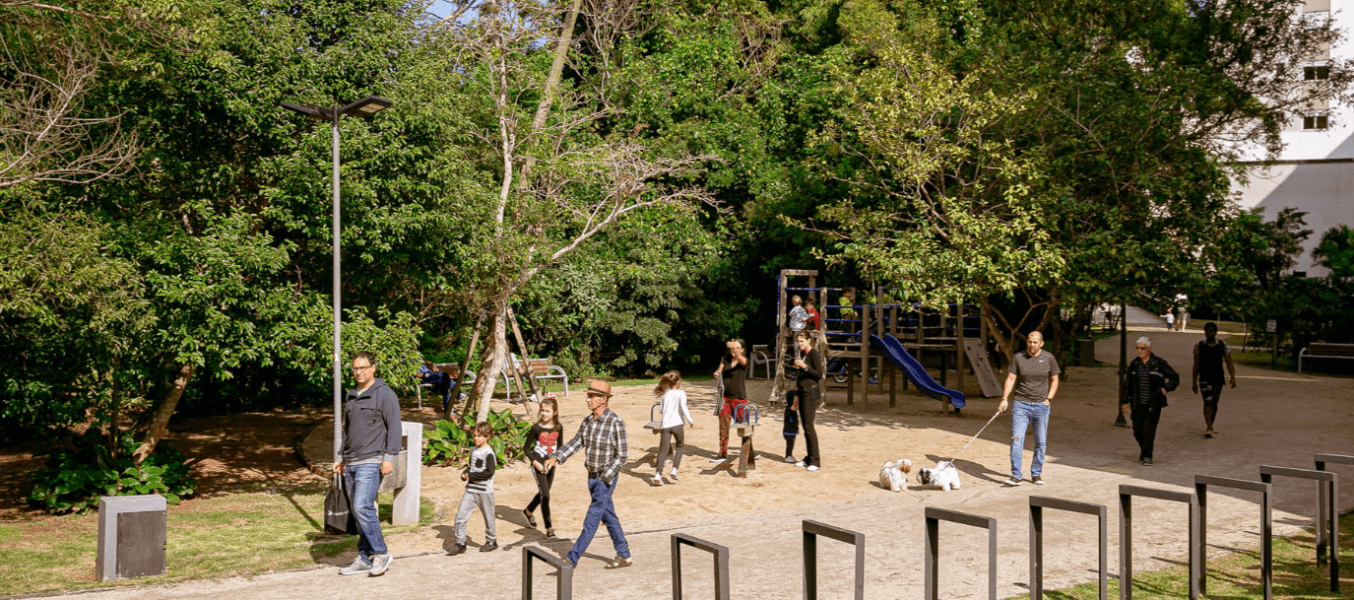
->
<box><xmin>869</xmin><ymin>334</ymin><xmax>966</xmax><ymax>409</ymax></box>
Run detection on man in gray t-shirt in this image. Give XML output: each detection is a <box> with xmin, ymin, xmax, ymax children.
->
<box><xmin>998</xmin><ymin>331</ymin><xmax>1061</xmax><ymax>486</ymax></box>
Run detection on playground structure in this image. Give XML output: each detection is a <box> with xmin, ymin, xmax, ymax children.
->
<box><xmin>768</xmin><ymin>269</ymin><xmax>1003</xmax><ymax>412</ymax></box>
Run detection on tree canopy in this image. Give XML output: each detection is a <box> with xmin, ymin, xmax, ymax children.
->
<box><xmin>3</xmin><ymin>0</ymin><xmax>1350</xmax><ymax>452</ymax></box>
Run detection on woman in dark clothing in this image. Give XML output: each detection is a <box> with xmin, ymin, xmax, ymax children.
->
<box><xmin>523</xmin><ymin>397</ymin><xmax>563</xmax><ymax>538</ymax></box>
<box><xmin>792</xmin><ymin>332</ymin><xmax>824</xmax><ymax>471</ymax></box>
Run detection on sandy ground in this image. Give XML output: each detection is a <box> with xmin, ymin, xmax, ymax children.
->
<box><xmin>40</xmin><ymin>330</ymin><xmax>1354</xmax><ymax>599</ymax></box>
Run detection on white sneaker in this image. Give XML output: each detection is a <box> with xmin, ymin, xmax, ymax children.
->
<box><xmin>710</xmin><ymin>457</ymin><xmax>727</xmax><ymax>463</ymax></box>
<box><xmin>794</xmin><ymin>461</ymin><xmax>806</xmax><ymax>468</ymax></box>
<box><xmin>369</xmin><ymin>553</ymin><xmax>392</xmax><ymax>576</ymax></box>
<box><xmin>1005</xmin><ymin>477</ymin><xmax>1023</xmax><ymax>486</ymax></box>
<box><xmin>806</xmin><ymin>465</ymin><xmax>820</xmax><ymax>472</ymax></box>
<box><xmin>785</xmin><ymin>455</ymin><xmax>797</xmax><ymax>463</ymax></box>
<box><xmin>669</xmin><ymin>468</ymin><xmax>679</xmax><ymax>481</ymax></box>
<box><xmin>340</xmin><ymin>556</ymin><xmax>372</xmax><ymax>576</ymax></box>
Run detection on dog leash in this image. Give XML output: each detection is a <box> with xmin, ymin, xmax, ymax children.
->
<box><xmin>946</xmin><ymin>410</ymin><xmax>1002</xmax><ymax>464</ymax></box>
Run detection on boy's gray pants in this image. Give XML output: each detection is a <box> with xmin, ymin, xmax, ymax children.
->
<box><xmin>454</xmin><ymin>491</ymin><xmax>496</xmax><ymax>544</ymax></box>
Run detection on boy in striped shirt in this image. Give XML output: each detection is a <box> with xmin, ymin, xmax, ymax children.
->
<box><xmin>451</xmin><ymin>421</ymin><xmax>498</xmax><ymax>554</ymax></box>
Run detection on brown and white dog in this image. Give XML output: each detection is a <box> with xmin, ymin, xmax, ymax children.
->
<box><xmin>879</xmin><ymin>458</ymin><xmax>912</xmax><ymax>492</ymax></box>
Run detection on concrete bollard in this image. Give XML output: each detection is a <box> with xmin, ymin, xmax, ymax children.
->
<box><xmin>391</xmin><ymin>422</ymin><xmax>423</xmax><ymax>525</ymax></box>
<box><xmin>97</xmin><ymin>495</ymin><xmax>167</xmax><ymax>581</ymax></box>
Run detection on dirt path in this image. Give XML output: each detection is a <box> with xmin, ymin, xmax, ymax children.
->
<box><xmin>30</xmin><ymin>330</ymin><xmax>1354</xmax><ymax>599</ymax></box>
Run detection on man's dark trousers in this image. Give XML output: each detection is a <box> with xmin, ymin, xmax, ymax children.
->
<box><xmin>566</xmin><ymin>477</ymin><xmax>630</xmax><ymax>566</ymax></box>
<box><xmin>1131</xmin><ymin>403</ymin><xmax>1162</xmax><ymax>459</ymax></box>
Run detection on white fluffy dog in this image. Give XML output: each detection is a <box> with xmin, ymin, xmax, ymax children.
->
<box><xmin>878</xmin><ymin>458</ymin><xmax>912</xmax><ymax>492</ymax></box>
<box><xmin>916</xmin><ymin>460</ymin><xmax>962</xmax><ymax>492</ymax></box>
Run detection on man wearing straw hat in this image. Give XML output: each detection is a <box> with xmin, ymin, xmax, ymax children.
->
<box><xmin>544</xmin><ymin>380</ymin><xmax>633</xmax><ymax>568</ymax></box>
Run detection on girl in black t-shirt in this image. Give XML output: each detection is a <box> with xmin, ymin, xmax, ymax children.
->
<box><xmin>712</xmin><ymin>339</ymin><xmax>750</xmax><ymax>463</ymax></box>
<box><xmin>523</xmin><ymin>397</ymin><xmax>562</xmax><ymax>538</ymax></box>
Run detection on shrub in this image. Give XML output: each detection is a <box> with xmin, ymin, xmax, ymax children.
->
<box><xmin>422</xmin><ymin>409</ymin><xmax>532</xmax><ymax>468</ymax></box>
<box><xmin>27</xmin><ymin>430</ymin><xmax>197</xmax><ymax>514</ymax></box>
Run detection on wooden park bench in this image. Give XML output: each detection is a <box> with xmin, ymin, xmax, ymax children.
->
<box><xmin>526</xmin><ymin>358</ymin><xmax>570</xmax><ymax>397</ymax></box>
<box><xmin>1298</xmin><ymin>343</ymin><xmax>1354</xmax><ymax>374</ymax></box>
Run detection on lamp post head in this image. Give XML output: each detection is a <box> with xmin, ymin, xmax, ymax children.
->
<box><xmin>280</xmin><ymin>101</ymin><xmax>329</xmax><ymax>120</ymax></box>
<box><xmin>281</xmin><ymin>96</ymin><xmax>391</xmax><ymax>121</ymax></box>
<box><xmin>339</xmin><ymin>96</ymin><xmax>392</xmax><ymax>117</ymax></box>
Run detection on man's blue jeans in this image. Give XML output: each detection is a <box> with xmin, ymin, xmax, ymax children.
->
<box><xmin>567</xmin><ymin>477</ymin><xmax>630</xmax><ymax>565</ymax></box>
<box><xmin>344</xmin><ymin>463</ymin><xmax>388</xmax><ymax>559</ymax></box>
<box><xmin>1010</xmin><ymin>401</ymin><xmax>1050</xmax><ymax>480</ymax></box>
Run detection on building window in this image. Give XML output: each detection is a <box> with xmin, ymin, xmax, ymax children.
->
<box><xmin>1303</xmin><ymin>114</ymin><xmax>1329</xmax><ymax>130</ymax></box>
<box><xmin>1304</xmin><ymin>65</ymin><xmax>1331</xmax><ymax>80</ymax></box>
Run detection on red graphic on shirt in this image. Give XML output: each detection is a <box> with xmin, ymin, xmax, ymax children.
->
<box><xmin>536</xmin><ymin>431</ymin><xmax>560</xmax><ymax>455</ymax></box>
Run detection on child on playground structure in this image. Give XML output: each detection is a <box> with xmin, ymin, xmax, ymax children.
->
<box><xmin>651</xmin><ymin>371</ymin><xmax>695</xmax><ymax>486</ymax></box>
<box><xmin>523</xmin><ymin>396</ymin><xmax>562</xmax><ymax>538</ymax></box>
<box><xmin>788</xmin><ymin>295</ymin><xmax>808</xmax><ymax>359</ymax></box>
<box><xmin>805</xmin><ymin>299</ymin><xmax>822</xmax><ymax>331</ymax></box>
<box><xmin>451</xmin><ymin>421</ymin><xmax>498</xmax><ymax>554</ymax></box>
<box><xmin>839</xmin><ymin>287</ymin><xmax>857</xmax><ymax>333</ymax></box>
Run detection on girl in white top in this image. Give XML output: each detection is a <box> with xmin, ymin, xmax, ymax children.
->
<box><xmin>653</xmin><ymin>371</ymin><xmax>696</xmax><ymax>486</ymax></box>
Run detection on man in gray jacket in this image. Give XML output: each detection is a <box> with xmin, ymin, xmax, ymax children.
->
<box><xmin>333</xmin><ymin>351</ymin><xmax>402</xmax><ymax>576</ymax></box>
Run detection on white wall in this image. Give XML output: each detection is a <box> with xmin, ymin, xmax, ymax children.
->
<box><xmin>1230</xmin><ymin>0</ymin><xmax>1354</xmax><ymax>276</ymax></box>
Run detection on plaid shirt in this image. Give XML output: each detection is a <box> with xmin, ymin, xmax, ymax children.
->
<box><xmin>550</xmin><ymin>408</ymin><xmax>628</xmax><ymax>485</ymax></box>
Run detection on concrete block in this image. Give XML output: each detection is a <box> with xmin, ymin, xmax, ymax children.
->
<box><xmin>97</xmin><ymin>495</ymin><xmax>167</xmax><ymax>581</ymax></box>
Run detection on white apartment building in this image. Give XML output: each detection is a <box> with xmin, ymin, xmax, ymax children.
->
<box><xmin>1232</xmin><ymin>0</ymin><xmax>1353</xmax><ymax>277</ymax></box>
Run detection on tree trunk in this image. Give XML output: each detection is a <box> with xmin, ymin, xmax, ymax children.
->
<box><xmin>473</xmin><ymin>305</ymin><xmax>510</xmax><ymax>424</ymax></box>
<box><xmin>981</xmin><ymin>299</ymin><xmax>1015</xmax><ymax>366</ymax></box>
<box><xmin>109</xmin><ymin>360</ymin><xmax>121</xmax><ymax>459</ymax></box>
<box><xmin>520</xmin><ymin>0</ymin><xmax>582</xmax><ymax>182</ymax></box>
<box><xmin>444</xmin><ymin>321</ymin><xmax>482</xmax><ymax>422</ymax></box>
<box><xmin>133</xmin><ymin>363</ymin><xmax>194</xmax><ymax>464</ymax></box>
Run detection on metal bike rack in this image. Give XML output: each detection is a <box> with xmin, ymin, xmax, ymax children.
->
<box><xmin>1118</xmin><ymin>484</ymin><xmax>1200</xmax><ymax>600</ymax></box>
<box><xmin>1260</xmin><ymin>464</ymin><xmax>1339</xmax><ymax>592</ymax></box>
<box><xmin>1029</xmin><ymin>496</ymin><xmax>1107</xmax><ymax>600</ymax></box>
<box><xmin>1194</xmin><ymin>475</ymin><xmax>1272</xmax><ymax>600</ymax></box>
<box><xmin>924</xmin><ymin>507</ymin><xmax>997</xmax><ymax>600</ymax></box>
<box><xmin>1314</xmin><ymin>453</ymin><xmax>1352</xmax><ymax>580</ymax></box>
<box><xmin>671</xmin><ymin>533</ymin><xmax>730</xmax><ymax>600</ymax></box>
<box><xmin>803</xmin><ymin>520</ymin><xmax>865</xmax><ymax>600</ymax></box>
<box><xmin>522</xmin><ymin>545</ymin><xmax>573</xmax><ymax>600</ymax></box>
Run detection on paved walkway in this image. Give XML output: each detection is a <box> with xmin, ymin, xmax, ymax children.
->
<box><xmin>62</xmin><ymin>330</ymin><xmax>1353</xmax><ymax>599</ymax></box>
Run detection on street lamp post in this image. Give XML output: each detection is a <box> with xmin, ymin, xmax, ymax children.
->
<box><xmin>281</xmin><ymin>96</ymin><xmax>392</xmax><ymax>464</ymax></box>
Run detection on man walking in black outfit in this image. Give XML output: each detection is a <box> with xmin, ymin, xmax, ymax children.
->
<box><xmin>1192</xmin><ymin>322</ymin><xmax>1236</xmax><ymax>438</ymax></box>
<box><xmin>1121</xmin><ymin>336</ymin><xmax>1179</xmax><ymax>466</ymax></box>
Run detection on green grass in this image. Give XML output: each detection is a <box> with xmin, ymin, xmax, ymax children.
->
<box><xmin>1232</xmin><ymin>349</ymin><xmax>1299</xmax><ymax>372</ymax></box>
<box><xmin>1004</xmin><ymin>512</ymin><xmax>1354</xmax><ymax>599</ymax></box>
<box><xmin>0</xmin><ymin>490</ymin><xmax>434</xmax><ymax>596</ymax></box>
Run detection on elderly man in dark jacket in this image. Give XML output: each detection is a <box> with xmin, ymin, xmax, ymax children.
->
<box><xmin>1121</xmin><ymin>336</ymin><xmax>1179</xmax><ymax>466</ymax></box>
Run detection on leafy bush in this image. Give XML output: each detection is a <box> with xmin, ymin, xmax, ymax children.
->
<box><xmin>27</xmin><ymin>430</ymin><xmax>197</xmax><ymax>514</ymax></box>
<box><xmin>423</xmin><ymin>409</ymin><xmax>532</xmax><ymax>468</ymax></box>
